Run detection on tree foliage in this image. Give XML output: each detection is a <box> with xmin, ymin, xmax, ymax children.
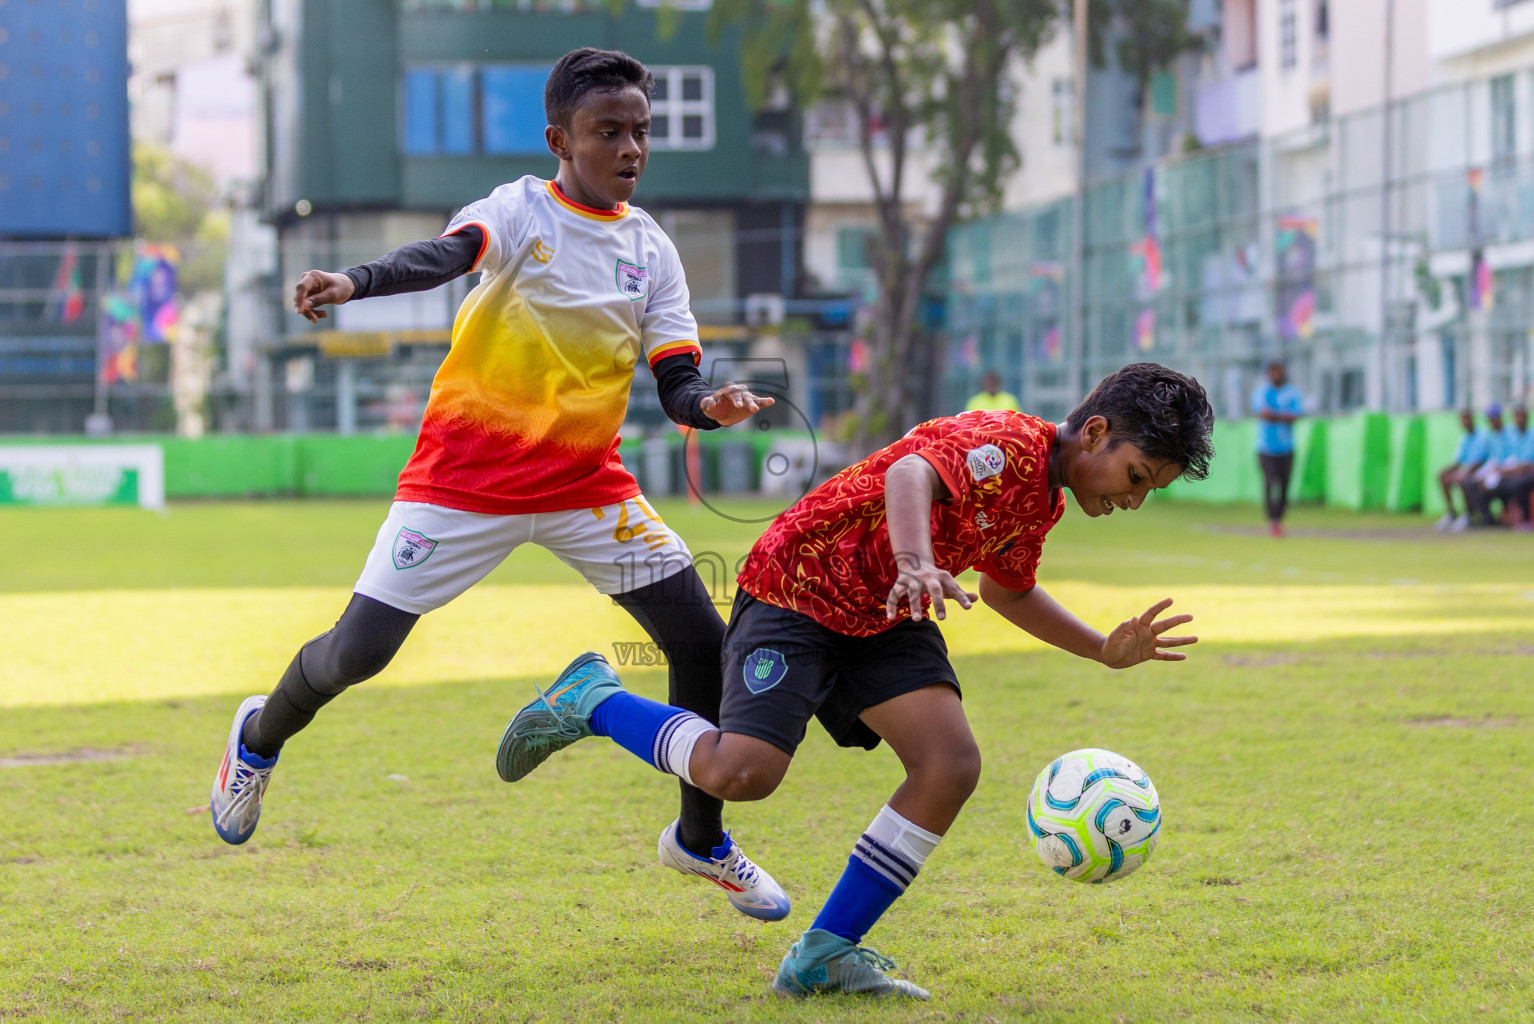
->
<box><xmin>712</xmin><ymin>0</ymin><xmax>1058</xmax><ymax>449</ymax></box>
<box><xmin>131</xmin><ymin>142</ymin><xmax>229</xmax><ymax>291</ymax></box>
<box><xmin>1088</xmin><ymin>0</ymin><xmax>1194</xmax><ymax>84</ymax></box>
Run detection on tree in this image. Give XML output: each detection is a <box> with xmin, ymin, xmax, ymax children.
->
<box><xmin>131</xmin><ymin>142</ymin><xmax>229</xmax><ymax>291</ymax></box>
<box><xmin>1088</xmin><ymin>0</ymin><xmax>1193</xmax><ymax>85</ymax></box>
<box><xmin>712</xmin><ymin>0</ymin><xmax>1058</xmax><ymax>450</ymax></box>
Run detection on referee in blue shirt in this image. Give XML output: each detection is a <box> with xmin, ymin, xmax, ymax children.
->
<box><xmin>1252</xmin><ymin>360</ymin><xmax>1304</xmax><ymax>537</ymax></box>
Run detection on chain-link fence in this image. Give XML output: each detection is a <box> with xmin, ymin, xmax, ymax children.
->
<box><xmin>947</xmin><ymin>68</ymin><xmax>1534</xmax><ymax>424</ymax></box>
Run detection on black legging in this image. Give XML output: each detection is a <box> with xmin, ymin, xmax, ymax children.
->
<box><xmin>1259</xmin><ymin>453</ymin><xmax>1294</xmax><ymax>523</ymax></box>
<box><xmin>241</xmin><ymin>569</ymin><xmax>729</xmax><ymax>853</ymax></box>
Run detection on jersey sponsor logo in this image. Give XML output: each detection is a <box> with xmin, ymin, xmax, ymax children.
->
<box><xmin>966</xmin><ymin>444</ymin><xmax>1006</xmax><ymax>481</ymax></box>
<box><xmin>615</xmin><ymin>259</ymin><xmax>649</xmax><ymax>300</ymax></box>
<box><xmin>742</xmin><ymin>648</ymin><xmax>789</xmax><ymax>694</ymax></box>
<box><xmin>391</xmin><ymin>527</ymin><xmax>438</xmax><ymax>570</ymax></box>
<box><xmin>530</xmin><ymin>239</ymin><xmax>555</xmax><ymax>264</ymax></box>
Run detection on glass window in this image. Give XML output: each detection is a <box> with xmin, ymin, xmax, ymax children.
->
<box><xmin>1490</xmin><ymin>74</ymin><xmax>1515</xmax><ymax>162</ymax></box>
<box><xmin>649</xmin><ymin>65</ymin><xmax>714</xmax><ymax>150</ymax></box>
<box><xmin>441</xmin><ymin>67</ymin><xmax>475</xmax><ymax>154</ymax></box>
<box><xmin>482</xmin><ymin>65</ymin><xmax>552</xmax><ymax>155</ymax></box>
<box><xmin>1279</xmin><ymin>0</ymin><xmax>1297</xmax><ymax>70</ymax></box>
<box><xmin>403</xmin><ymin>69</ymin><xmax>439</xmax><ymax>154</ymax></box>
<box><xmin>402</xmin><ymin>66</ymin><xmax>476</xmax><ymax>155</ymax></box>
<box><xmin>1051</xmin><ymin>79</ymin><xmax>1072</xmax><ymax>145</ymax></box>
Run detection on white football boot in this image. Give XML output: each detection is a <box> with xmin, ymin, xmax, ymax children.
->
<box><xmin>210</xmin><ymin>695</ymin><xmax>278</xmax><ymax>845</ymax></box>
<box><xmin>657</xmin><ymin>818</ymin><xmax>791</xmax><ymax>921</ymax></box>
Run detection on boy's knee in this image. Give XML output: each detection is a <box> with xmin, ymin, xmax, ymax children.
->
<box><xmin>946</xmin><ymin>741</ymin><xmax>983</xmax><ymax>800</ymax></box>
<box><xmin>915</xmin><ymin>739</ymin><xmax>981</xmax><ymax>807</ymax></box>
<box><xmin>702</xmin><ymin>760</ymin><xmax>783</xmax><ymax>802</ymax></box>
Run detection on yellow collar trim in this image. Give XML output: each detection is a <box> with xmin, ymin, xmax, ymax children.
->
<box><xmin>546</xmin><ymin>180</ymin><xmax>629</xmax><ymax>221</ymax></box>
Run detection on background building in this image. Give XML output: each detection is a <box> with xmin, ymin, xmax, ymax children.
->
<box><xmin>251</xmin><ymin>0</ymin><xmax>811</xmax><ymax>436</ymax></box>
<box><xmin>948</xmin><ymin>0</ymin><xmax>1534</xmax><ymax>423</ymax></box>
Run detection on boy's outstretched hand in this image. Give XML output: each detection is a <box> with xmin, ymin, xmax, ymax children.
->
<box><xmin>292</xmin><ymin>270</ymin><xmax>356</xmax><ymax>322</ymax></box>
<box><xmin>702</xmin><ymin>383</ymin><xmax>776</xmax><ymax>426</ymax></box>
<box><xmin>1098</xmin><ymin>598</ymin><xmax>1197</xmax><ymax>669</ymax></box>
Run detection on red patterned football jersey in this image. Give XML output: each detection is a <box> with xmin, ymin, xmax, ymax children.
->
<box><xmin>739</xmin><ymin>410</ymin><xmax>1066</xmax><ymax>636</ymax></box>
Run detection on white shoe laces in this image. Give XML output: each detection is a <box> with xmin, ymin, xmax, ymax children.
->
<box><xmin>720</xmin><ymin>843</ymin><xmax>761</xmax><ymax>886</ymax></box>
<box><xmin>215</xmin><ymin>760</ymin><xmax>272</xmax><ymax>831</ymax></box>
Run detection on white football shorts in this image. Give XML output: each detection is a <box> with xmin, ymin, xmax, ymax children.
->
<box><xmin>353</xmin><ymin>497</ymin><xmax>694</xmax><ymax>614</ymax></box>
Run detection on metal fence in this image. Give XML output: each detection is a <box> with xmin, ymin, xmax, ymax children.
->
<box><xmin>947</xmin><ymin>68</ymin><xmax>1534</xmax><ymax>423</ymax></box>
<box><xmin>0</xmin><ymin>236</ymin><xmax>859</xmax><ymax>438</ymax></box>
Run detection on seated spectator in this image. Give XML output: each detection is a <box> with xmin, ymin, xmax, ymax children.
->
<box><xmin>1436</xmin><ymin>408</ymin><xmax>1491</xmax><ymax>532</ymax></box>
<box><xmin>1461</xmin><ymin>404</ymin><xmax>1512</xmax><ymax>528</ymax></box>
<box><xmin>1489</xmin><ymin>406</ymin><xmax>1534</xmax><ymax>531</ymax></box>
<box><xmin>964</xmin><ymin>371</ymin><xmax>1020</xmax><ymax>412</ymax></box>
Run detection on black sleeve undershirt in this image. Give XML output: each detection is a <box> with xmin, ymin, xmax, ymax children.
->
<box><xmin>653</xmin><ymin>353</ymin><xmax>719</xmax><ymax>430</ymax></box>
<box><xmin>342</xmin><ymin>226</ymin><xmax>715</xmax><ymax>429</ymax></box>
<box><xmin>342</xmin><ymin>227</ymin><xmax>484</xmax><ymax>300</ymax></box>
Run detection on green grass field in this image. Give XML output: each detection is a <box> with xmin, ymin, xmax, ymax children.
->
<box><xmin>3</xmin><ymin>497</ymin><xmax>1533</xmax><ymax>1022</ymax></box>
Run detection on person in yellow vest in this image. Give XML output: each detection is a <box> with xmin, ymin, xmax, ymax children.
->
<box><xmin>964</xmin><ymin>371</ymin><xmax>1020</xmax><ymax>412</ymax></box>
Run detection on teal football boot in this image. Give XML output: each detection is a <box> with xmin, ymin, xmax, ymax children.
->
<box><xmin>496</xmin><ymin>651</ymin><xmax>624</xmax><ymax>782</ymax></box>
<box><xmin>771</xmin><ymin>929</ymin><xmax>930</xmax><ymax>1000</ymax></box>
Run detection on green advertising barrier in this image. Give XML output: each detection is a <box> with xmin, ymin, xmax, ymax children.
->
<box><xmin>296</xmin><ymin>435</ymin><xmax>417</xmax><ymax>496</ymax></box>
<box><xmin>1162</xmin><ymin>419</ymin><xmax>1259</xmax><ymax>504</ymax></box>
<box><xmin>1290</xmin><ymin>418</ymin><xmax>1328</xmax><ymax>503</ymax></box>
<box><xmin>1420</xmin><ymin>411</ymin><xmax>1467</xmax><ymax>518</ymax></box>
<box><xmin>1386</xmin><ymin>416</ymin><xmax>1425</xmax><ymax>512</ymax></box>
<box><xmin>160</xmin><ymin>436</ymin><xmax>300</xmax><ymax>497</ymax></box>
<box><xmin>0</xmin><ymin>416</ymin><xmax>1476</xmax><ymax>516</ymax></box>
<box><xmin>1324</xmin><ymin>412</ymin><xmax>1391</xmax><ymax>511</ymax></box>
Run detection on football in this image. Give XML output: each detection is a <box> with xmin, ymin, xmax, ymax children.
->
<box><xmin>1026</xmin><ymin>748</ymin><xmax>1161</xmax><ymax>883</ymax></box>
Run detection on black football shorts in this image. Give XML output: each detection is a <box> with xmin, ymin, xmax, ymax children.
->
<box><xmin>718</xmin><ymin>589</ymin><xmax>962</xmax><ymax>756</ymax></box>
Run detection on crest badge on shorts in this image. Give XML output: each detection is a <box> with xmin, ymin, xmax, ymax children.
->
<box><xmin>742</xmin><ymin>648</ymin><xmax>789</xmax><ymax>694</ymax></box>
<box><xmin>392</xmin><ymin>527</ymin><xmax>437</xmax><ymax>570</ymax></box>
<box><xmin>615</xmin><ymin>259</ymin><xmax>649</xmax><ymax>301</ymax></box>
<box><xmin>966</xmin><ymin>443</ymin><xmax>1006</xmax><ymax>482</ymax></box>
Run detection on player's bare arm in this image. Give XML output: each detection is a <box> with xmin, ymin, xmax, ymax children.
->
<box><xmin>978</xmin><ymin>576</ymin><xmax>1195</xmax><ymax>668</ymax></box>
<box><xmin>292</xmin><ymin>270</ymin><xmax>355</xmax><ymax>322</ymax></box>
<box><xmin>883</xmin><ymin>454</ymin><xmax>976</xmax><ymax>622</ymax></box>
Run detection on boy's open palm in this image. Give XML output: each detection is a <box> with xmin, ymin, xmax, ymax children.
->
<box><xmin>702</xmin><ymin>383</ymin><xmax>776</xmax><ymax>426</ymax></box>
<box><xmin>1099</xmin><ymin>598</ymin><xmax>1196</xmax><ymax>669</ymax></box>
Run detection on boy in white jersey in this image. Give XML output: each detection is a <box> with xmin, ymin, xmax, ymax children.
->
<box><xmin>209</xmin><ymin>48</ymin><xmax>790</xmax><ymax>921</ymax></box>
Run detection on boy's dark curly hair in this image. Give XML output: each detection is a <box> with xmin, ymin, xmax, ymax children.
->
<box><xmin>545</xmin><ymin>48</ymin><xmax>654</xmax><ymax>130</ymax></box>
<box><xmin>1064</xmin><ymin>363</ymin><xmax>1216</xmax><ymax>481</ymax></box>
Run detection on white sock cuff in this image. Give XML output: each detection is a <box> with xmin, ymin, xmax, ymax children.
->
<box><xmin>655</xmin><ymin>713</ymin><xmax>714</xmax><ymax>788</ymax></box>
<box><xmin>866</xmin><ymin>804</ymin><xmax>942</xmax><ymax>867</ymax></box>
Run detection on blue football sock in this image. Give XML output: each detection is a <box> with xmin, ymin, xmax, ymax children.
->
<box><xmin>810</xmin><ymin>848</ymin><xmax>908</xmax><ymax>944</ymax></box>
<box><xmin>588</xmin><ymin>691</ymin><xmax>707</xmax><ymax>777</ymax></box>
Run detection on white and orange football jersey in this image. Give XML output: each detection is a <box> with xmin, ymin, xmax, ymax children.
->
<box><xmin>395</xmin><ymin>176</ymin><xmax>702</xmax><ymax>514</ymax></box>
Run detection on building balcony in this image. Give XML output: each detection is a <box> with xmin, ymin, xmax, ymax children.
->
<box><xmin>1194</xmin><ymin>67</ymin><xmax>1260</xmax><ymax>147</ymax></box>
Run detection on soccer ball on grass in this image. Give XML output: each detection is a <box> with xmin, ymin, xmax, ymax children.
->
<box><xmin>1025</xmin><ymin>747</ymin><xmax>1160</xmax><ymax>883</ymax></box>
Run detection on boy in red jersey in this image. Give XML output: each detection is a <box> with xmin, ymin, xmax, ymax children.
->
<box><xmin>209</xmin><ymin>48</ymin><xmax>790</xmax><ymax>920</ymax></box>
<box><xmin>497</xmin><ymin>362</ymin><xmax>1215</xmax><ymax>998</ymax></box>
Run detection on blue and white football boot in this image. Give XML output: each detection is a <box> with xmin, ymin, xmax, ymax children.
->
<box><xmin>210</xmin><ymin>695</ymin><xmax>278</xmax><ymax>845</ymax></box>
<box><xmin>496</xmin><ymin>652</ymin><xmax>624</xmax><ymax>783</ymax></box>
<box><xmin>772</xmin><ymin>929</ymin><xmax>930</xmax><ymax>1000</ymax></box>
<box><xmin>656</xmin><ymin>818</ymin><xmax>792</xmax><ymax>922</ymax></box>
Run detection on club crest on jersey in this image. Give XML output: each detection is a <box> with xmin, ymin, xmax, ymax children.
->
<box><xmin>615</xmin><ymin>259</ymin><xmax>649</xmax><ymax>301</ymax></box>
<box><xmin>391</xmin><ymin>527</ymin><xmax>437</xmax><ymax>570</ymax></box>
<box><xmin>742</xmin><ymin>648</ymin><xmax>789</xmax><ymax>694</ymax></box>
<box><xmin>966</xmin><ymin>444</ymin><xmax>1006</xmax><ymax>482</ymax></box>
